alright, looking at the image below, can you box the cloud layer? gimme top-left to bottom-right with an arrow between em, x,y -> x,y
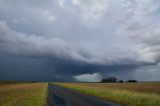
0,21 -> 87,63
0,20 -> 140,65
0,0 -> 160,81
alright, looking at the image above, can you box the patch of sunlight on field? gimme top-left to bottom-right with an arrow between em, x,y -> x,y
0,83 -> 48,106
55,82 -> 160,106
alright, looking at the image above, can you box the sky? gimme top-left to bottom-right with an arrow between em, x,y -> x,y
0,0 -> 160,82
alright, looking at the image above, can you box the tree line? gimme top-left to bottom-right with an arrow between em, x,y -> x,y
100,77 -> 137,83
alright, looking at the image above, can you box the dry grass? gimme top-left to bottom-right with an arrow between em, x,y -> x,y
0,81 -> 21,86
55,82 -> 160,106
0,83 -> 48,106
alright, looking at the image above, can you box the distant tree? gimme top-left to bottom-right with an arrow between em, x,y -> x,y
118,80 -> 123,83
100,77 -> 117,83
127,80 -> 137,83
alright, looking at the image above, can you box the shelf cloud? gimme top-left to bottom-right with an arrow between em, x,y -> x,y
0,0 -> 160,81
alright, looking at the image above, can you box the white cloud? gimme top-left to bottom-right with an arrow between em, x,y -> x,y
71,0 -> 109,26
72,0 -> 81,5
113,0 -> 160,64
73,73 -> 102,82
59,0 -> 66,7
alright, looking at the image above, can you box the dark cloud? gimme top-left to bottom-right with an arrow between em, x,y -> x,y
0,0 -> 160,82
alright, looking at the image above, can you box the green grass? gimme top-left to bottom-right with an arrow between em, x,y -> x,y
55,83 -> 160,106
0,83 -> 48,106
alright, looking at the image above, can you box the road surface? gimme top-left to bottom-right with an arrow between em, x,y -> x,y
47,83 -> 124,106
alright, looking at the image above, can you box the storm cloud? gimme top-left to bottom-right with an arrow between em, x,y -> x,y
0,0 -> 160,81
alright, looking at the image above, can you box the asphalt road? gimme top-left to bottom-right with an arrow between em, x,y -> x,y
47,83 -> 124,106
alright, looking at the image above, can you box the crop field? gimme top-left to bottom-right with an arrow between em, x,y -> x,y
0,81 -> 21,85
55,82 -> 160,106
0,82 -> 48,106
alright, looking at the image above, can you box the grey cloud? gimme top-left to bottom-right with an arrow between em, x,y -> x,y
113,0 -> 160,64
0,21 -> 87,63
0,20 -> 142,66
128,64 -> 160,81
0,0 -> 160,81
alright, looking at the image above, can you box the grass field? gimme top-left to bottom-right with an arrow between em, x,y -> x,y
55,82 -> 160,106
0,82 -> 48,106
0,81 -> 22,85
